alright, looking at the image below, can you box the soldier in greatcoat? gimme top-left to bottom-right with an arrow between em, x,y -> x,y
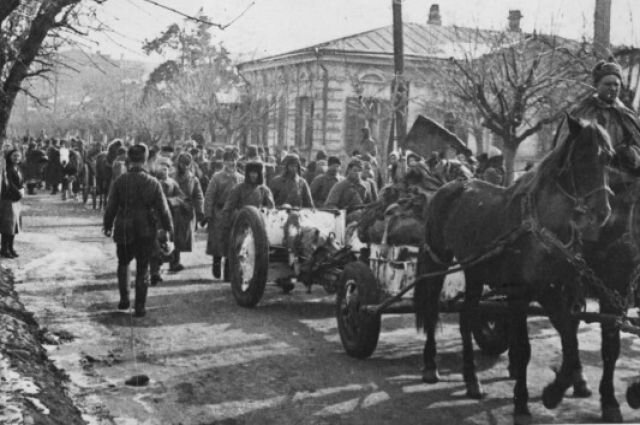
149,157 -> 185,286
203,150 -> 243,279
103,144 -> 173,317
310,156 -> 343,207
269,153 -> 314,208
324,158 -> 374,210
220,161 -> 274,277
170,152 -> 205,272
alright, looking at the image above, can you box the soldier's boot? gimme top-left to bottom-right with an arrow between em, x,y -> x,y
222,257 -> 230,282
134,274 -> 149,317
7,235 -> 18,258
117,265 -> 130,310
0,235 -> 11,258
212,256 -> 221,279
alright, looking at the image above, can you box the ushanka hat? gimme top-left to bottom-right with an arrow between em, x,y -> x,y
592,60 -> 623,84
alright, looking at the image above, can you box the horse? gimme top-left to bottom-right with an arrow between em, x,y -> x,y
414,116 -> 614,422
541,175 -> 640,422
95,139 -> 123,209
59,145 -> 81,201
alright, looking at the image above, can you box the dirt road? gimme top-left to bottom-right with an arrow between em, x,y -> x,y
9,194 -> 640,424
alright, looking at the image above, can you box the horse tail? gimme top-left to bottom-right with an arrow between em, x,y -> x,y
415,181 -> 463,332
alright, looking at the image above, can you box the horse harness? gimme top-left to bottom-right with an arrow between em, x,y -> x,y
421,178 -> 631,322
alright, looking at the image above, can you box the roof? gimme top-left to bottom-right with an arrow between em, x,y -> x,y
239,22 -> 520,67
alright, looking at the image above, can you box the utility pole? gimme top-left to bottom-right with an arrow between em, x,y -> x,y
392,0 -> 407,150
594,0 -> 612,59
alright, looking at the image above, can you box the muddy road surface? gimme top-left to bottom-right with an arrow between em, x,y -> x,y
8,194 -> 640,424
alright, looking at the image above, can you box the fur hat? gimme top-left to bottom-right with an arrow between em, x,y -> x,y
156,156 -> 172,169
592,60 -> 623,84
160,145 -> 174,153
244,161 -> 264,185
315,150 -> 327,161
223,150 -> 238,162
328,156 -> 341,166
347,158 -> 363,170
246,144 -> 259,159
282,153 -> 301,168
177,152 -> 193,166
128,144 -> 148,163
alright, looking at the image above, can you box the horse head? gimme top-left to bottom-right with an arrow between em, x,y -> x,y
554,114 -> 614,230
59,147 -> 70,168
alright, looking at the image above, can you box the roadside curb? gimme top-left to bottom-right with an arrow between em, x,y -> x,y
0,265 -> 86,425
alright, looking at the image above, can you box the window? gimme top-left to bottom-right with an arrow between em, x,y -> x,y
344,97 -> 392,155
295,96 -> 314,150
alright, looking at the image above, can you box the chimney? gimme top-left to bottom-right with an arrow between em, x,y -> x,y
428,4 -> 442,26
508,10 -> 522,32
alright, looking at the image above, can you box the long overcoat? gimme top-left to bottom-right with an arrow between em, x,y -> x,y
204,168 -> 243,257
173,171 -> 204,252
0,165 -> 23,235
220,182 -> 274,255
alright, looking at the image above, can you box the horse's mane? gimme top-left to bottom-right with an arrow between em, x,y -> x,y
509,120 -> 611,202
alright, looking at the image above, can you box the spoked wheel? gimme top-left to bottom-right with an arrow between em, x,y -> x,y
336,261 -> 381,359
229,206 -> 269,308
472,311 -> 510,356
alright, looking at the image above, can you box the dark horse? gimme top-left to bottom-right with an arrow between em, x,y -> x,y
414,116 -> 614,422
94,139 -> 123,209
541,175 -> 640,422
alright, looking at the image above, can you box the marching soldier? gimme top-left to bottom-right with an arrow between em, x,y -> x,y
203,150 -> 243,279
103,144 -> 173,317
269,153 -> 314,208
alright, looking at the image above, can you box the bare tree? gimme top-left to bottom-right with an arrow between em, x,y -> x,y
445,32 -> 594,184
0,0 -> 106,138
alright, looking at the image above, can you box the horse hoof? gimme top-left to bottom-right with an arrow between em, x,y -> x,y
601,406 -> 623,423
572,380 -> 592,398
465,381 -> 485,399
514,407 -> 532,425
422,369 -> 440,384
542,383 -> 565,409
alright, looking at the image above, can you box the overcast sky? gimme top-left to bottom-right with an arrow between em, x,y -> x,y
90,0 -> 640,62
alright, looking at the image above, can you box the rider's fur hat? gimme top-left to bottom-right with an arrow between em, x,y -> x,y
592,60 -> 623,84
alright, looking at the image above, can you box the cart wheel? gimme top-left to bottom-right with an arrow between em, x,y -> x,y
229,206 -> 269,308
82,164 -> 90,204
336,262 -> 381,359
472,312 -> 509,356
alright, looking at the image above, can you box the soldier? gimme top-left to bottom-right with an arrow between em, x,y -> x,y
361,160 -> 379,202
324,158 -> 374,210
310,156 -> 342,206
149,157 -> 184,286
203,150 -> 243,279
269,153 -> 314,208
170,152 -> 205,272
304,150 -> 328,184
562,60 -> 640,174
220,161 -> 274,279
359,127 -> 378,159
103,144 -> 173,317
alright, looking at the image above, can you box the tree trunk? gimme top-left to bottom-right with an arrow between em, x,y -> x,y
473,126 -> 484,155
503,140 -> 517,186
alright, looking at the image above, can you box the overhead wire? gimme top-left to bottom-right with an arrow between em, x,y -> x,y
135,0 -> 256,30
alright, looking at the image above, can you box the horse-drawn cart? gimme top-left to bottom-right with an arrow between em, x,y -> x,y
226,205 -> 509,358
